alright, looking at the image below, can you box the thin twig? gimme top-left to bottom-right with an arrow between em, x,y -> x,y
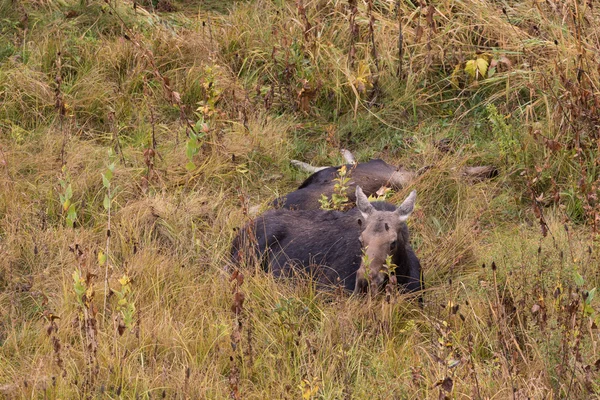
396,0 -> 404,78
55,50 -> 67,166
103,182 -> 111,320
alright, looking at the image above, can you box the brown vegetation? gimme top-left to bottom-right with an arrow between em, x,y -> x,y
1,0 -> 599,398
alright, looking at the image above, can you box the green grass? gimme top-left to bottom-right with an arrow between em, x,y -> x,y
1,0 -> 600,398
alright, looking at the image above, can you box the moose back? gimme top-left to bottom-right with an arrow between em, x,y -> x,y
274,159 -> 415,210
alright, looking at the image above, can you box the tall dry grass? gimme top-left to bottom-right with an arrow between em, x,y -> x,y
1,0 -> 600,398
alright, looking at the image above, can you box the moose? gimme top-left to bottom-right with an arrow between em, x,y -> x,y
232,186 -> 422,296
274,149 -> 497,210
274,158 -> 415,210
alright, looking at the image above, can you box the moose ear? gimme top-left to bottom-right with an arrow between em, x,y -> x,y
355,186 -> 374,220
395,190 -> 417,222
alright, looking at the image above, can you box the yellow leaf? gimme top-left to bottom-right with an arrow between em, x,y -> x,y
475,57 -> 489,78
465,57 -> 489,80
303,388 -> 311,400
236,164 -> 249,174
450,63 -> 462,88
118,275 -> 130,286
353,60 -> 372,96
356,60 -> 370,79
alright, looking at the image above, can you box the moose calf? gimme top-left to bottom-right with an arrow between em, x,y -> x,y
232,186 -> 422,296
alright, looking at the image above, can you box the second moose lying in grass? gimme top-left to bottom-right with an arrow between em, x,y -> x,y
274,158 -> 415,210
232,186 -> 422,297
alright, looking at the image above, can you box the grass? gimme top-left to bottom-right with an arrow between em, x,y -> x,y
1,0 -> 600,398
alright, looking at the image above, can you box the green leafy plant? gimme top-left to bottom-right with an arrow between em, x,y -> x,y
486,103 -> 520,165
319,165 -> 352,211
185,120 -> 207,171
72,268 -> 88,308
384,255 -> 397,277
186,65 -> 222,172
58,165 -> 77,228
101,152 -> 116,314
359,250 -> 371,289
102,160 -> 116,212
113,275 -> 135,333
451,54 -> 491,88
451,54 -> 512,88
196,65 -> 222,119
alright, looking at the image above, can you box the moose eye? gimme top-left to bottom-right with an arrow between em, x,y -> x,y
389,241 -> 397,250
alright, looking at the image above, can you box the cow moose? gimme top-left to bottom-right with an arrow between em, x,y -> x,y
232,186 -> 422,297
274,158 -> 416,210
274,148 -> 497,210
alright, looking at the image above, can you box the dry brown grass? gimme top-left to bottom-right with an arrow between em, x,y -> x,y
1,0 -> 600,398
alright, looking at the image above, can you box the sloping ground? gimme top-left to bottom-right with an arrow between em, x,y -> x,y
1,0 -> 599,398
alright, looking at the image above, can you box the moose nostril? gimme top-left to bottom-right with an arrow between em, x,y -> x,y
390,241 -> 397,250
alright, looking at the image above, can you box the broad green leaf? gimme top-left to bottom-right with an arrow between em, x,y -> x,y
186,139 -> 199,159
103,194 -> 110,210
574,271 -> 585,287
586,287 -> 596,304
65,184 -> 73,200
108,162 -> 116,172
72,269 -> 81,283
73,280 -> 86,298
102,173 -> 110,188
67,204 -> 77,220
98,251 -> 107,266
105,168 -> 113,181
185,161 -> 196,171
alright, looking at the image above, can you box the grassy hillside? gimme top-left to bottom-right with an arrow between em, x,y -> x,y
1,0 -> 599,398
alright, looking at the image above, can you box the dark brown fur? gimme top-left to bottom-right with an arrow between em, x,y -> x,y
232,188 -> 422,297
274,159 -> 414,210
